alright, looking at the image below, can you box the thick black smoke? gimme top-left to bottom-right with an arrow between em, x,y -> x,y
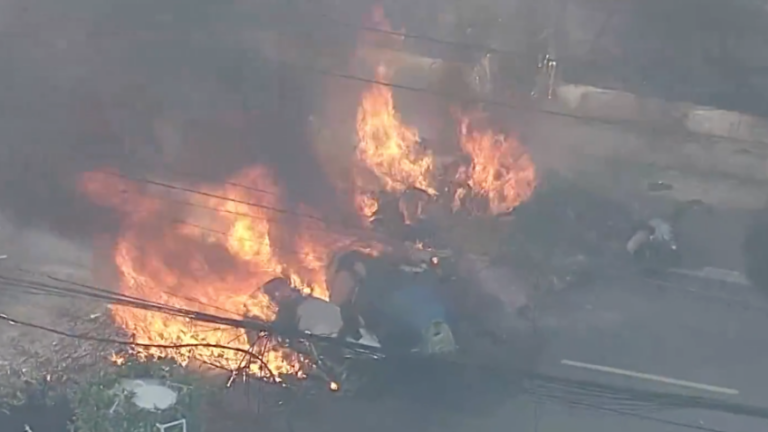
559,0 -> 768,116
0,0 -> 353,240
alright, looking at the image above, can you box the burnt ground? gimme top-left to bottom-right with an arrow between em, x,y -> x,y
0,400 -> 73,432
0,213 -> 115,430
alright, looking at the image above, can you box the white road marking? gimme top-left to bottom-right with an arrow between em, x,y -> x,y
668,267 -> 750,286
561,360 -> 740,395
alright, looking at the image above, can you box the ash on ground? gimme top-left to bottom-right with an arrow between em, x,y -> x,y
486,174 -> 636,293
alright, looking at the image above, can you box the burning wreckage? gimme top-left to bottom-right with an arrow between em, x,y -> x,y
75,137 -> 538,393
0,6 -> 550,423
240,246 -> 500,389
70,69 -> 538,400
0,4 -> 740,431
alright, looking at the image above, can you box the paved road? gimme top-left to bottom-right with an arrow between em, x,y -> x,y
296,267 -> 768,432
486,268 -> 768,432
13,224 -> 767,431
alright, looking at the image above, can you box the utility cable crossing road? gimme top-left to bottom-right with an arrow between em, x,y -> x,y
2,269 -> 768,432
527,262 -> 768,432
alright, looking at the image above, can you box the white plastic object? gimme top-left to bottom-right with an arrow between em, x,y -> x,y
156,419 -> 187,432
296,297 -> 344,337
118,379 -> 178,411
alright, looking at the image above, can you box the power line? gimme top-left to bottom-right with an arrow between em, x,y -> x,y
290,62 -> 622,128
91,170 -> 383,238
0,300 -> 749,432
231,7 -> 768,147
104,171 -> 329,223
552,399 -> 731,432
153,164 -> 282,199
0,271 -> 385,358
4,269 -> 768,429
6,0 -> 762,146
73,151 -> 376,240
83,170 -> 418,255
309,8 -> 524,57
0,313 -> 280,382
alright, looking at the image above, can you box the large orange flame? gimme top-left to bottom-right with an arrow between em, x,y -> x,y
356,66 -> 436,195
353,7 -> 536,219
456,115 -> 537,215
79,167 -> 353,376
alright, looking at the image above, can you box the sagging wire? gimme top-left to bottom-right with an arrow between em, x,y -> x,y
0,273 -> 334,431
0,313 -> 280,384
101,171 -> 328,224
545,399 -> 730,432
524,372 -> 768,421
78,168 -> 399,252
0,308 -> 736,432
0,311 -> 731,432
0,270 -> 382,355
4,271 -> 768,426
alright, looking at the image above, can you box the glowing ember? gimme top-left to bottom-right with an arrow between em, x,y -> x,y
456,115 -> 537,215
356,66 -> 436,195
79,166 -> 351,376
355,192 -> 379,223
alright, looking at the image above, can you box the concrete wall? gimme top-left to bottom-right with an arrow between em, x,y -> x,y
532,83 -> 768,211
521,83 -> 768,271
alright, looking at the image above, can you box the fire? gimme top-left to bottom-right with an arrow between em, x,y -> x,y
356,66 -> 436,195
355,192 -> 379,223
352,7 -> 536,220
456,115 -> 537,215
354,70 -> 536,217
79,166 -> 349,376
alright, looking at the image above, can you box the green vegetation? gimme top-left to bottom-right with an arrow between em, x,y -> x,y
70,357 -> 215,432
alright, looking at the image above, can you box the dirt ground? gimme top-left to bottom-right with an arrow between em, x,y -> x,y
0,214 -> 118,407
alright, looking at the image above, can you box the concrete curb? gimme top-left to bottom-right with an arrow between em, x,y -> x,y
547,84 -> 768,145
526,83 -> 768,210
685,108 -> 768,144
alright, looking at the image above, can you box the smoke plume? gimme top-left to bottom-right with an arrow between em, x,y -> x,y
0,0 -> 352,240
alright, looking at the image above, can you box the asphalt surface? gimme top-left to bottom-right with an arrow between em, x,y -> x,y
287,266 -> 768,432
494,268 -> 768,432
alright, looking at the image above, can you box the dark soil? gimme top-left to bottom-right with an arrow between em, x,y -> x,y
0,400 -> 72,432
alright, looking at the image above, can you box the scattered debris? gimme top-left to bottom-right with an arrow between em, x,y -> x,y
627,199 -> 710,272
627,217 -> 681,271
647,180 -> 674,192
